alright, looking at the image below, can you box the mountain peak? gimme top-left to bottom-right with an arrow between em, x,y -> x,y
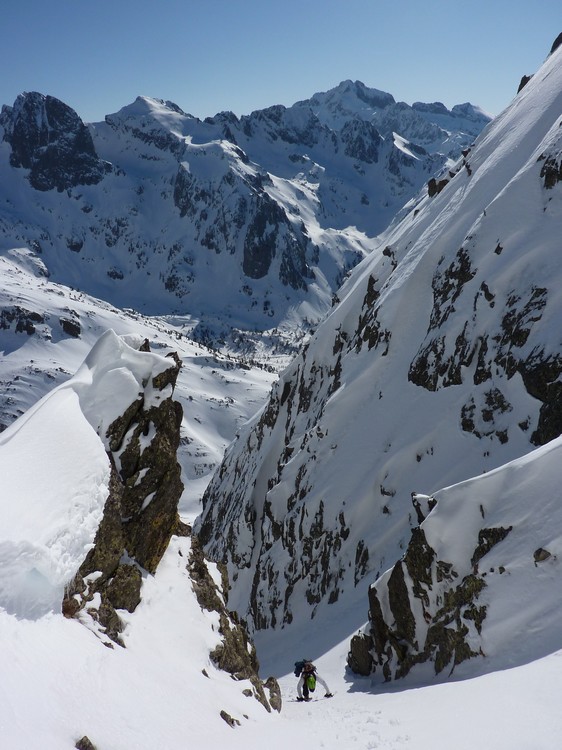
104,95 -> 196,130
297,80 -> 396,125
1,91 -> 109,191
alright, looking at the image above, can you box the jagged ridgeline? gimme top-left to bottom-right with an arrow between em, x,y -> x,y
197,41 -> 562,678
0,83 -> 489,360
59,331 -> 280,713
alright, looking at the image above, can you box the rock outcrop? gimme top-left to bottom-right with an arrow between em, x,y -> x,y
188,535 -> 281,713
62,338 -> 184,645
348,492 -> 512,680
1,92 -> 110,191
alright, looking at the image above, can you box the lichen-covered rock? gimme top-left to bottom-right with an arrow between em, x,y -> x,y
264,676 -> 282,712
188,535 -> 273,712
220,710 -> 241,728
105,564 -> 143,611
534,547 -> 552,564
348,632 -> 374,676
62,341 -> 183,645
348,496 -> 513,681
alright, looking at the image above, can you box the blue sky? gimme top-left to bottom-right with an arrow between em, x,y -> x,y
2,1 -> 559,122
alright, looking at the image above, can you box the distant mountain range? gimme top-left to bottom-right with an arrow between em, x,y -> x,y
0,81 -> 490,363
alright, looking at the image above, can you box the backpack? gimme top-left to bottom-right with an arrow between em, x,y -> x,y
294,660 -> 306,677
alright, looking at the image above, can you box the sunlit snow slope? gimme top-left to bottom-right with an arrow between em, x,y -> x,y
197,42 -> 562,679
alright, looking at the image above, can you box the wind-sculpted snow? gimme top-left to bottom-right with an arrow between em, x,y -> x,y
197,44 -> 562,676
0,330 -> 176,619
0,248 -> 276,512
350,435 -> 562,682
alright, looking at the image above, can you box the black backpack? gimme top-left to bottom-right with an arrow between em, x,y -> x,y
294,659 -> 307,677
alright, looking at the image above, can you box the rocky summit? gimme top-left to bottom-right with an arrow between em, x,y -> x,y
61,331 -> 184,645
1,92 -> 110,192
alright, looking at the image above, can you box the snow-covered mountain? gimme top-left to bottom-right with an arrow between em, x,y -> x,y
2,327 -> 562,749
197,40 -> 562,687
2,38 -> 562,749
295,79 -> 490,154
0,82 -> 490,362
0,79 -> 492,501
0,331 -> 281,748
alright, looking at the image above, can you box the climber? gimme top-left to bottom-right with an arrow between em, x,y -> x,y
294,659 -> 333,701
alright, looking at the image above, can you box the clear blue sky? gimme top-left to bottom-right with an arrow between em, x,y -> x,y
2,1 -> 559,122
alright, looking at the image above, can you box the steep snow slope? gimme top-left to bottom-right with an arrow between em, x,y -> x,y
197,42 -> 562,668
0,248 -> 275,512
0,333 -> 278,747
349,434 -> 562,683
3,337 -> 562,749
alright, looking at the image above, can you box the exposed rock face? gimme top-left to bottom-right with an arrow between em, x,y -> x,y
62,342 -> 184,645
0,305 -> 45,335
348,494 -> 512,680
196,46 -> 562,640
1,92 -> 110,191
242,193 -> 312,290
340,119 -> 382,163
550,32 -> 562,55
517,75 -> 532,94
264,676 -> 282,712
188,535 -> 280,712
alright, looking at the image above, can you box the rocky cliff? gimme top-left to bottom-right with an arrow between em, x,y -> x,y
348,431 -> 562,682
58,331 -> 278,711
196,44 -> 562,659
1,92 -> 110,191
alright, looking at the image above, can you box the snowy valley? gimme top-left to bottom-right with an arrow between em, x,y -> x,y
1,36 -> 562,750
